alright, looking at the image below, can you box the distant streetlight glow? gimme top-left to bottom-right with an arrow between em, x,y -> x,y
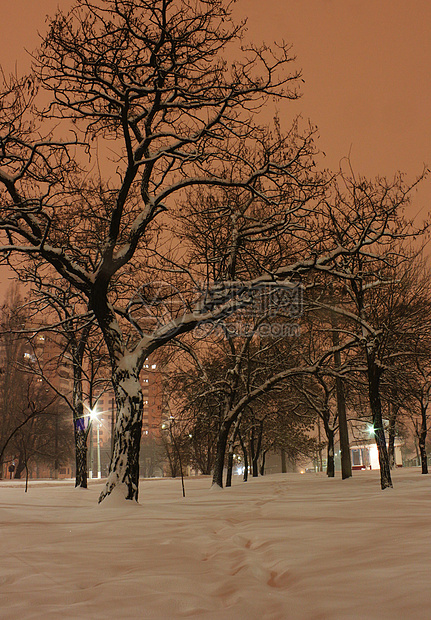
367,423 -> 376,437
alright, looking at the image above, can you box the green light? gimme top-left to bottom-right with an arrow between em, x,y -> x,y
367,424 -> 375,437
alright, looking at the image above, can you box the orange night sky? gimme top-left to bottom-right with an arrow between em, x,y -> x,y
0,0 -> 430,294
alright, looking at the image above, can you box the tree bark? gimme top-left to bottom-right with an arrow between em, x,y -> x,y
325,425 -> 335,478
74,424 -> 88,488
252,456 -> 258,477
414,434 -> 420,465
367,354 -> 393,489
225,450 -> 234,487
212,419 -> 232,488
419,403 -> 428,474
72,340 -> 89,489
336,375 -> 352,480
238,431 -> 248,482
259,450 -> 266,476
251,421 -> 263,478
73,366 -> 88,488
225,424 -> 237,488
99,369 -> 143,502
25,459 -> 29,492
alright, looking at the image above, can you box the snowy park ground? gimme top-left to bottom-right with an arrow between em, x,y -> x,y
1,469 -> 431,619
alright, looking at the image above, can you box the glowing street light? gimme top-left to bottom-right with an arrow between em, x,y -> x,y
366,423 -> 376,437
89,407 -> 102,479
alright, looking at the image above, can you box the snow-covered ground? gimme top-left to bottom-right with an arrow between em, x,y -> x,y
1,469 -> 430,619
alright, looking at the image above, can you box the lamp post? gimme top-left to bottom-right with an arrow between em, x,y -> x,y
89,416 -> 93,479
89,408 -> 102,479
96,419 -> 101,479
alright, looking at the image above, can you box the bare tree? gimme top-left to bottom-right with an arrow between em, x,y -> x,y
317,178 -> 429,489
0,0 -> 315,502
13,280 -> 112,488
0,290 -> 73,479
238,395 -> 316,480
380,258 -> 431,474
0,1 -> 426,502
163,352 -> 222,476
11,397 -> 73,486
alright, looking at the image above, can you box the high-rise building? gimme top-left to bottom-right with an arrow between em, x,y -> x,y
86,354 -> 165,477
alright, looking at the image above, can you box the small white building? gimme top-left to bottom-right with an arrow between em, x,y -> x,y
348,420 -> 403,470
349,442 -> 402,470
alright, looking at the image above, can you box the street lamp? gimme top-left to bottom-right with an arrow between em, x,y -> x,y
89,408 -> 102,479
366,423 -> 376,437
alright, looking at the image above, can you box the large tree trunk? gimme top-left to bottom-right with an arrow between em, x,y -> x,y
73,377 -> 88,489
325,424 -> 335,478
14,451 -> 26,479
252,456 -> 259,477
251,421 -> 263,478
336,375 -> 352,480
367,355 -> 392,489
259,450 -> 267,476
225,450 -> 234,487
419,403 -> 428,475
212,420 -> 232,488
414,434 -> 420,465
225,429 -> 236,488
239,431 -> 248,482
99,369 -> 143,502
74,422 -> 88,488
72,340 -> 89,489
